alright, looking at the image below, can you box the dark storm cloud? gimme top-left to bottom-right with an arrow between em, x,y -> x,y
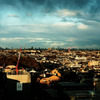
0,0 -> 99,11
0,0 -> 100,17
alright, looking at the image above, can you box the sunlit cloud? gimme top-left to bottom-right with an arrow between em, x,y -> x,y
53,22 -> 75,26
50,42 -> 66,47
29,38 -> 44,42
0,37 -> 44,42
77,24 -> 88,30
8,15 -> 19,17
66,38 -> 76,42
56,9 -> 77,17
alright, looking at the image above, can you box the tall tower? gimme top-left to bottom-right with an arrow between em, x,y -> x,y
16,47 -> 22,74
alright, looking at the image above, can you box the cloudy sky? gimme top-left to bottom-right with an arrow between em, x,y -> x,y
0,0 -> 100,49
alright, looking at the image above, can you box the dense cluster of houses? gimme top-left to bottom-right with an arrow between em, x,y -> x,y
0,49 -> 100,100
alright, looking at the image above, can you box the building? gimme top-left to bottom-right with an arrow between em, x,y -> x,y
88,61 -> 99,66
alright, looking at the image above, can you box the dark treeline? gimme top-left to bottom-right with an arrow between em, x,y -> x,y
0,55 -> 60,70
0,55 -> 45,70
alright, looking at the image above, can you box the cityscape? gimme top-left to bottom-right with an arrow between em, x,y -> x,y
0,48 -> 100,100
0,0 -> 100,100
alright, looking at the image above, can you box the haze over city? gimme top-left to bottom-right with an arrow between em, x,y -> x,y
0,0 -> 100,49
